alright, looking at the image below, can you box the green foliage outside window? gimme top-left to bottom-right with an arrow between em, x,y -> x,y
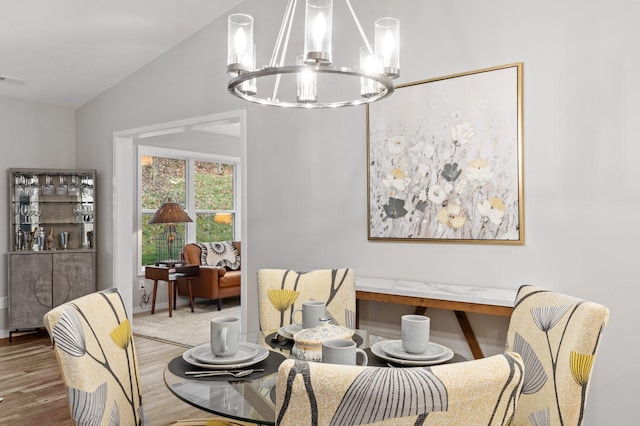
141,157 -> 236,266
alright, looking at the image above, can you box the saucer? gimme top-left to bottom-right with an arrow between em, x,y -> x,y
370,341 -> 454,366
191,343 -> 259,365
381,340 -> 447,361
183,343 -> 268,370
284,324 -> 303,336
277,326 -> 294,340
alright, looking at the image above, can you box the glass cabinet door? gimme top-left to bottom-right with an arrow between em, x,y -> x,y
9,168 -> 96,252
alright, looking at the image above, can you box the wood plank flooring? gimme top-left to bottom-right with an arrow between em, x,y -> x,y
0,329 -> 218,425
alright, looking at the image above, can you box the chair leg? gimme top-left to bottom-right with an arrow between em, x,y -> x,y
188,279 -> 194,312
217,298 -> 222,311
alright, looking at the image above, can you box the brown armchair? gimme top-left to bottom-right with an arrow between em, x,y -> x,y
177,241 -> 241,310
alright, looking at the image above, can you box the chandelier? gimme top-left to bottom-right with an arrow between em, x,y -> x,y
227,0 -> 400,108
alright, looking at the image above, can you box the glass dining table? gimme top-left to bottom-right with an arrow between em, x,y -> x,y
163,329 -> 463,425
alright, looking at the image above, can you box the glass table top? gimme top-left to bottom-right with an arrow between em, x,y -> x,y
163,329 -> 462,425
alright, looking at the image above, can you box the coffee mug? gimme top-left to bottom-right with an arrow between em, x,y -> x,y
210,316 -> 240,357
401,314 -> 430,354
292,301 -> 326,329
322,339 -> 368,366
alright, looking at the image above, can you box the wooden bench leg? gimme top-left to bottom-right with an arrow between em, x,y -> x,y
151,280 -> 159,314
415,306 -> 484,359
454,311 -> 484,359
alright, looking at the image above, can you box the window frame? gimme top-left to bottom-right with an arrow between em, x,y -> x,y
136,145 -> 241,275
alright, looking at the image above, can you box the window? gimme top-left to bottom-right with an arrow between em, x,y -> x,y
138,146 -> 240,271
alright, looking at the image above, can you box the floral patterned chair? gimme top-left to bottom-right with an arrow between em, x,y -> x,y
43,288 -> 247,426
276,353 -> 525,426
505,285 -> 609,425
257,268 -> 356,331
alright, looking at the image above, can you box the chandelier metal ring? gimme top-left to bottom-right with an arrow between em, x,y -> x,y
228,65 -> 395,109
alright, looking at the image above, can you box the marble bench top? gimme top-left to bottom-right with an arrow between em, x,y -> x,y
355,276 -> 517,308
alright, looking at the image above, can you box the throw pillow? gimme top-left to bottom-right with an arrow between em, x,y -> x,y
199,242 -> 240,270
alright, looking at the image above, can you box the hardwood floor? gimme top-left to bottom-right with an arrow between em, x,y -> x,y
0,330 -> 217,425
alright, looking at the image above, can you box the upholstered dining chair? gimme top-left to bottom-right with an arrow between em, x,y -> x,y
43,288 -> 248,426
257,268 -> 356,331
505,285 -> 609,426
276,353 -> 525,426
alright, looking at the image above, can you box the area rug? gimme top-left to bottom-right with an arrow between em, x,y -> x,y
132,297 -> 241,348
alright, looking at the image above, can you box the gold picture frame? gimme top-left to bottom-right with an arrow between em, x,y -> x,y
367,63 -> 524,244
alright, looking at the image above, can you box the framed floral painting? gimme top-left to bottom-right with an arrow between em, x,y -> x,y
367,63 -> 524,243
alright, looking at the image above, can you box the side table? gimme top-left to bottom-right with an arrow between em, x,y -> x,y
144,264 -> 199,317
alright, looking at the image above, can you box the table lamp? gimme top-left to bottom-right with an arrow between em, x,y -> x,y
149,198 -> 193,266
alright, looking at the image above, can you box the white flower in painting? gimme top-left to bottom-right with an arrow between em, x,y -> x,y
466,159 -> 494,181
382,168 -> 407,191
428,185 -> 446,204
443,180 -> 454,194
478,197 -> 506,225
478,97 -> 489,108
451,111 -> 462,120
453,178 -> 467,194
410,142 -> 435,158
451,120 -> 474,145
387,135 -> 406,155
418,189 -> 427,202
416,163 -> 428,176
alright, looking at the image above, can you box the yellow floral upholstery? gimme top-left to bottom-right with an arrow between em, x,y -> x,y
505,285 -> 609,425
257,268 -> 356,331
43,288 -> 256,426
43,288 -> 144,426
276,353 -> 525,426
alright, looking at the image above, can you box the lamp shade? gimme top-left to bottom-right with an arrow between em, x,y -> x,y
148,198 -> 193,224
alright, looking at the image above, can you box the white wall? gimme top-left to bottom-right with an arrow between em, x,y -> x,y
73,0 -> 637,423
0,97 -> 75,337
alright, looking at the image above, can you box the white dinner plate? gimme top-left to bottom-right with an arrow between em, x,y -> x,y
183,343 -> 269,370
191,342 -> 259,365
370,341 -> 454,366
381,340 -> 447,361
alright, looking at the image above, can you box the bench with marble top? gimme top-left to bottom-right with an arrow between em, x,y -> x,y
355,276 -> 518,359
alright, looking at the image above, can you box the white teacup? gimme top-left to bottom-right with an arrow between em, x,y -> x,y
401,314 -> 430,354
322,338 -> 368,366
210,316 -> 240,357
292,301 -> 326,329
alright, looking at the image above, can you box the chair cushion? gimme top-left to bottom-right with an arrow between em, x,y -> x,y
198,242 -> 240,270
276,353 -> 524,426
43,288 -> 144,426
257,269 -> 356,331
505,285 -> 609,425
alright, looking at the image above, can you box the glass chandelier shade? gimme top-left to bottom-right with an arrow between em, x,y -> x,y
227,0 -> 400,109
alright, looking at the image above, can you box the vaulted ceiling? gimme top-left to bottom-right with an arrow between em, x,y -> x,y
0,0 -> 243,109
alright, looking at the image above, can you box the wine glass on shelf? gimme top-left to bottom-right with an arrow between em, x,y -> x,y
30,205 -> 40,224
15,175 -> 26,198
41,175 -> 54,195
29,175 -> 40,196
56,175 -> 67,195
81,176 -> 94,197
73,204 -> 83,223
67,175 -> 79,196
19,205 -> 30,224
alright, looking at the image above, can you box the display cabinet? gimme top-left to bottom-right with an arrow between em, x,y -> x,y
7,168 -> 96,339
